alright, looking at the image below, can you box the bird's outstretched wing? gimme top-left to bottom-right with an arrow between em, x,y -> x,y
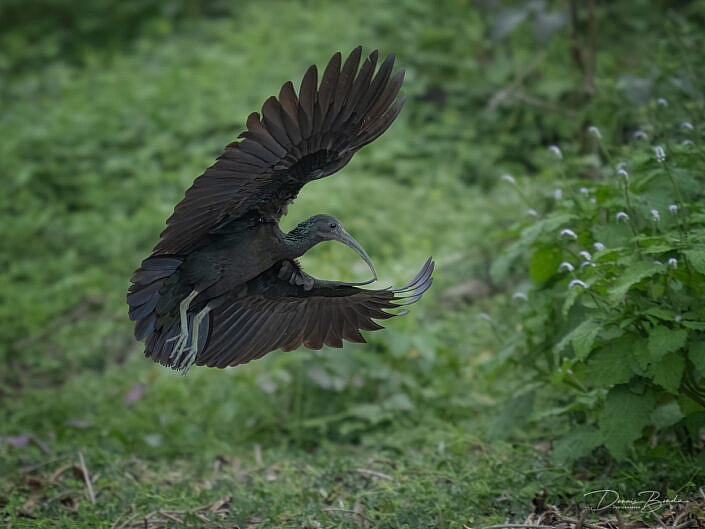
153,47 -> 405,255
185,258 -> 433,368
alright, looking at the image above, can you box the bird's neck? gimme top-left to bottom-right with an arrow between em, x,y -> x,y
283,225 -> 317,258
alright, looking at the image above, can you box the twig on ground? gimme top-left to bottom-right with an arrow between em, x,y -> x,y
560,516 -> 606,529
113,512 -> 137,529
356,468 -> 393,480
482,523 -> 555,529
575,509 -> 587,529
614,509 -> 625,529
159,511 -> 180,523
77,451 -> 95,505
673,519 -> 695,529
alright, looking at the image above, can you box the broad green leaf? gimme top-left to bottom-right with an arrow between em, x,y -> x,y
681,321 -> 705,331
555,319 -> 602,360
684,249 -> 705,273
599,385 -> 657,460
583,339 -> 634,387
689,342 -> 705,378
647,326 -> 687,363
383,393 -> 415,411
651,401 -> 684,430
551,425 -> 604,464
562,283 -> 585,317
607,261 -> 662,305
530,245 -> 563,284
643,307 -> 676,321
649,351 -> 685,393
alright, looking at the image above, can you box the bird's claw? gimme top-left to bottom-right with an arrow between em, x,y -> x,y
178,342 -> 199,375
168,329 -> 190,364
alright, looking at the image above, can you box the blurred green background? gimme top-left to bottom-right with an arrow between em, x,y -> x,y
1,0 -> 704,527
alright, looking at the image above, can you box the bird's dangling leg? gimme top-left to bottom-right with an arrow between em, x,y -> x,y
168,290 -> 198,364
178,304 -> 212,375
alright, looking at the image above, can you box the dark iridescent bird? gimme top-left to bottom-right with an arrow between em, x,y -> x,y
127,47 -> 434,374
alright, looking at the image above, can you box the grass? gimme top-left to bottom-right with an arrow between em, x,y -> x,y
2,1 -> 705,527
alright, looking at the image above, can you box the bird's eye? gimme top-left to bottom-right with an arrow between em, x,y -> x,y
330,223 -> 337,229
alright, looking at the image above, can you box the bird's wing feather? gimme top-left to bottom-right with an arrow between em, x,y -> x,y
195,258 -> 434,368
153,47 -> 405,255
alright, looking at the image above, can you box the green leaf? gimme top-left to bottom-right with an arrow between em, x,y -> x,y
685,249 -> 705,274
562,284 -> 585,318
651,401 -> 684,430
583,338 -> 635,387
647,326 -> 687,363
607,262 -> 662,305
649,351 -> 685,393
689,342 -> 705,378
599,385 -> 657,460
643,307 -> 676,322
383,393 -> 415,411
530,245 -> 563,284
555,319 -> 602,360
350,404 -> 386,424
681,321 -> 705,331
551,425 -> 604,464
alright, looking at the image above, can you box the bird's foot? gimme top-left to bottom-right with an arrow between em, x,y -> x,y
168,328 -> 191,365
178,342 -> 199,375
166,289 -> 199,368
177,304 -> 212,376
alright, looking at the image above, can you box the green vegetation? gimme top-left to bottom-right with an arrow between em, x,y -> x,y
490,78 -> 705,461
2,1 -> 704,527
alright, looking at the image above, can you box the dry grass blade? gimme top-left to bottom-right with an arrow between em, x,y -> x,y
481,525 -> 556,529
355,468 -> 392,480
77,451 -> 95,505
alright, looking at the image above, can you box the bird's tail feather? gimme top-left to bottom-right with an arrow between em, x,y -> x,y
127,256 -> 182,341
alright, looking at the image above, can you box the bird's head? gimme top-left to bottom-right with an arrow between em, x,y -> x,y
291,214 -> 377,281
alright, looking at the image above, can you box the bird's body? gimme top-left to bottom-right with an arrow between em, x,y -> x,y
128,47 -> 434,373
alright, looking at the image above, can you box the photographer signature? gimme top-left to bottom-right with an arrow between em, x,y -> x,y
584,490 -> 688,512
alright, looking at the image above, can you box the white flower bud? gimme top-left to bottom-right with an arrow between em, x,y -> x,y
681,121 -> 694,130
654,145 -> 666,163
554,189 -> 563,200
560,228 -> 577,239
593,242 -> 605,251
512,291 -> 528,301
548,145 -> 563,159
668,258 -> 678,269
588,126 -> 602,139
651,209 -> 660,221
501,174 -> 516,184
616,211 -> 629,221
579,187 -> 589,194
559,262 -> 575,272
633,130 -> 648,140
569,279 -> 587,289
579,251 -> 591,261
526,208 -> 538,217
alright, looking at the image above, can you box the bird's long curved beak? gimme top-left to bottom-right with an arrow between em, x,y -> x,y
336,229 -> 377,282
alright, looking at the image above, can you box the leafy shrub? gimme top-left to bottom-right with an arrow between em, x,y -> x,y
491,85 -> 705,460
